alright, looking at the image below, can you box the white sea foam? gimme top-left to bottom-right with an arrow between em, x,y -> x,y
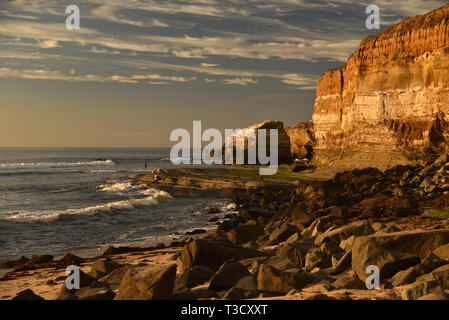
2,190 -> 172,222
0,160 -> 116,170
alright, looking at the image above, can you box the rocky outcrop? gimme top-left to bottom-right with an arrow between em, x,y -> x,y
285,122 -> 315,160
224,120 -> 292,164
312,4 -> 449,171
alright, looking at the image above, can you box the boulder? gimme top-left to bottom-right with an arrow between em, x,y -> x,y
353,229 -> 449,259
432,243 -> 449,260
98,266 -> 130,291
229,222 -> 265,245
12,289 -> 44,301
277,243 -> 308,268
87,260 -> 122,279
330,251 -> 352,275
173,288 -> 218,300
402,280 -> 446,300
181,239 -> 266,271
315,220 -> 374,246
305,249 -> 331,271
332,275 -> 366,290
114,264 -> 177,300
209,261 -> 250,291
290,206 -> 313,226
74,287 -> 115,300
58,269 -> 98,299
352,239 -> 420,282
352,229 -> 449,281
268,224 -> 300,244
257,264 -> 313,294
222,287 -> 246,300
175,265 -> 214,291
234,276 -> 257,292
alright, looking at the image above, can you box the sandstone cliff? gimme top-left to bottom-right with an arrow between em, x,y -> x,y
312,4 -> 449,171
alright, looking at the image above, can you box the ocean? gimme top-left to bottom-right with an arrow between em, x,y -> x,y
0,148 -> 234,262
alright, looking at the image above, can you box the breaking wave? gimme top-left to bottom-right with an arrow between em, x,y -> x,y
0,160 -> 116,170
2,190 -> 172,223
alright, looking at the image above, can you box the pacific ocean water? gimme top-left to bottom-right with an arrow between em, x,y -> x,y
0,148 -> 234,262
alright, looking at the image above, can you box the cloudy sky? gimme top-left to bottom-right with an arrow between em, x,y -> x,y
0,0 -> 446,147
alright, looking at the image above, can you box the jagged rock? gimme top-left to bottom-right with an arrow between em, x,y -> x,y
222,287 -> 246,300
175,265 -> 215,291
74,287 -> 115,300
12,289 -> 45,300
391,267 -> 422,287
114,264 -> 177,300
402,280 -> 447,300
305,248 -> 331,271
330,251 -> 352,275
290,205 -> 313,226
173,288 -> 218,300
181,239 -> 266,271
332,275 -> 366,290
340,236 -> 355,252
305,293 -> 334,300
277,243 -> 308,268
352,238 -> 420,282
352,230 -> 449,274
268,223 -> 300,244
98,266 -> 130,291
234,276 -> 257,292
432,243 -> 449,260
87,260 -> 122,279
257,264 -> 313,294
58,269 -> 98,300
417,293 -> 449,300
315,220 -> 374,246
209,261 -> 250,291
229,221 -> 265,245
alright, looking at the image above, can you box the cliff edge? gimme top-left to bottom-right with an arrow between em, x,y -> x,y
312,4 -> 449,171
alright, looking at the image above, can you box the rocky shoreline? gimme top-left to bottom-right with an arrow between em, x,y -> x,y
2,154 -> 449,300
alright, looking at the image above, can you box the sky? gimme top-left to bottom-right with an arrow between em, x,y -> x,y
0,0 -> 446,147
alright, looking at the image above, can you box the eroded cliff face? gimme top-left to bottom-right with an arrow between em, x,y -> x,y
313,4 -> 449,171
285,122 -> 315,160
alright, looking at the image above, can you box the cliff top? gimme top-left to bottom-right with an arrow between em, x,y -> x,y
360,4 -> 449,47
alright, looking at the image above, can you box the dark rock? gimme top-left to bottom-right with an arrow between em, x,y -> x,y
174,265 -> 215,290
98,266 -> 130,291
330,251 -> 352,275
278,243 -> 308,268
305,248 -> 331,271
75,287 -> 115,300
257,264 -> 313,294
209,261 -> 250,291
12,289 -> 44,301
222,287 -> 246,300
0,256 -> 29,269
332,275 -> 366,290
88,260 -> 122,279
173,287 -> 218,300
402,280 -> 446,300
315,220 -> 374,246
268,223 -> 300,244
181,239 -> 266,271
234,276 -> 257,292
229,221 -> 265,245
186,229 -> 207,236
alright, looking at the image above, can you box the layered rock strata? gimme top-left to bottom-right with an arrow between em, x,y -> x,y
312,4 -> 449,170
